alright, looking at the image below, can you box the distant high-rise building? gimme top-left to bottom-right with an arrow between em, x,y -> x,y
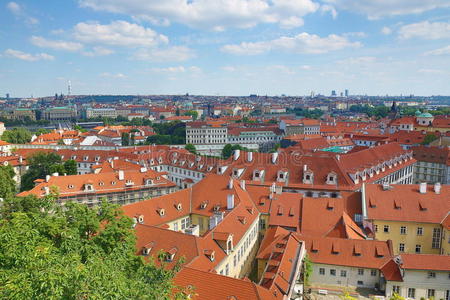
6,93 -> 10,100
345,89 -> 349,97
331,90 -> 337,97
68,80 -> 72,96
340,92 -> 344,97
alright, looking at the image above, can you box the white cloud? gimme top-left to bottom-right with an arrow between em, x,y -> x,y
343,32 -> 367,38
424,45 -> 450,56
151,66 -> 187,73
300,65 -> 311,70
398,21 -> 450,40
133,46 -> 195,62
381,26 -> 392,35
222,66 -> 237,72
417,68 -> 448,75
30,36 -> 83,51
79,0 -> 319,30
322,0 -> 450,19
337,56 -> 376,65
4,49 -> 54,61
266,65 -> 296,74
221,32 -> 361,55
6,1 -> 39,25
320,4 -> 337,19
82,46 -> 114,56
100,72 -> 126,78
6,2 -> 22,15
73,20 -> 169,47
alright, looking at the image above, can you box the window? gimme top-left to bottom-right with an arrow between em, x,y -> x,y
428,271 -> 436,278
400,226 -> 407,235
371,269 -> 377,276
399,243 -> 405,253
384,225 -> 390,233
392,286 -> 400,294
173,222 -> 179,231
225,264 -> 229,276
428,289 -> 435,298
407,288 -> 415,298
374,225 -> 378,233
233,255 -> 237,267
319,268 -> 325,275
415,244 -> 421,254
340,270 -> 347,277
417,227 -> 423,236
432,228 -> 442,249
330,269 -> 336,276
357,281 -> 364,285
358,269 -> 364,276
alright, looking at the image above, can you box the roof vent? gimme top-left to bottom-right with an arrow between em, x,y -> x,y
434,182 -> 441,194
419,182 -> 427,194
227,194 -> 235,210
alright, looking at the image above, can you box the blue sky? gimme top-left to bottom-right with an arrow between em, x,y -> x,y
1,0 -> 450,97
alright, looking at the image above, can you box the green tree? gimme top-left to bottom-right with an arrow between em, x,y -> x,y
20,152 -> 63,192
303,254 -> 313,287
0,195 -> 183,299
1,128 -> 32,144
185,143 -> 197,154
121,132 -> 130,146
73,124 -> 88,133
34,128 -> 51,136
0,165 -> 16,199
63,160 -> 77,175
222,144 -> 233,159
183,110 -> 198,121
421,133 -> 438,145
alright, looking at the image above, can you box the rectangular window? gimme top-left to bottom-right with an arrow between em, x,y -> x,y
392,286 -> 400,294
340,270 -> 347,277
357,281 -> 364,285
427,289 -> 435,298
432,228 -> 441,249
173,222 -> 178,231
408,288 -> 415,298
400,226 -> 407,235
415,244 -> 421,254
428,271 -> 436,278
330,269 -> 336,276
371,270 -> 377,276
233,255 -> 236,267
319,268 -> 325,275
374,225 -> 378,233
417,227 -> 423,235
384,225 -> 390,233
399,243 -> 405,252
358,269 -> 364,276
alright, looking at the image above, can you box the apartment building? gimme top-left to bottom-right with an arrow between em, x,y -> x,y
412,145 -> 450,184
385,254 -> 450,300
280,119 -> 320,136
42,106 -> 77,121
185,121 -> 228,155
362,183 -> 450,255
85,107 -> 118,119
17,166 -> 176,207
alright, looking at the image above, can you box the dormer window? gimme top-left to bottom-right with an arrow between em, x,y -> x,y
175,203 -> 182,211
303,170 -> 314,184
84,184 -> 94,192
137,214 -> 144,224
111,181 -> 116,185
99,182 -> 104,186
142,247 -> 151,256
166,249 -> 176,262
326,172 -> 337,185
255,172 -> 260,178
71,155 -> 76,160
146,179 -> 153,185
95,156 -> 100,161
200,201 -> 208,209
68,184 -> 74,189
157,208 -> 165,217
83,156 -> 89,161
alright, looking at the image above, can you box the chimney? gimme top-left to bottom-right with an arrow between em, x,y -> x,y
227,194 -> 235,210
228,178 -> 234,189
419,182 -> 427,194
336,155 -> 340,161
233,149 -> 240,161
271,152 -> 278,164
45,175 -> 51,182
240,180 -> 246,190
19,156 -> 23,163
118,170 -> 125,181
434,182 -> 441,194
247,151 -> 253,162
52,172 -> 59,177
303,164 -> 307,172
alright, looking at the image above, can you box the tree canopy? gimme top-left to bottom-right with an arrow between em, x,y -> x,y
0,194 -> 182,299
1,127 -> 33,144
222,144 -> 251,159
20,152 -> 77,191
0,165 -> 16,200
185,143 -> 196,154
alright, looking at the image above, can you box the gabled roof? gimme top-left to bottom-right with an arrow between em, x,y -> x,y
400,254 -> 450,271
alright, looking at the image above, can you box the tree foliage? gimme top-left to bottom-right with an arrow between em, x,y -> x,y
146,121 -> 186,145
287,108 -> 324,119
349,105 -> 390,119
389,293 -> 405,300
183,110 -> 198,121
421,133 -> 438,145
0,165 -> 16,200
1,127 -> 33,144
20,152 -> 77,191
185,144 -> 196,154
0,195 -> 182,299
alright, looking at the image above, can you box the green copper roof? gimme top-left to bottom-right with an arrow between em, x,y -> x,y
418,112 -> 433,118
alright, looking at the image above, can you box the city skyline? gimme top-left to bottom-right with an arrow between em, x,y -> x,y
1,1 -> 450,97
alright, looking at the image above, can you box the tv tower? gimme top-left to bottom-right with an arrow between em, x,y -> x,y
68,80 -> 72,96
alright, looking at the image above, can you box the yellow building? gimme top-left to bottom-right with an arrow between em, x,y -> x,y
363,183 -> 449,255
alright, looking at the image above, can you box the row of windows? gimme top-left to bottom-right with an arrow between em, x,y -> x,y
393,287 -> 438,299
319,267 -> 377,277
